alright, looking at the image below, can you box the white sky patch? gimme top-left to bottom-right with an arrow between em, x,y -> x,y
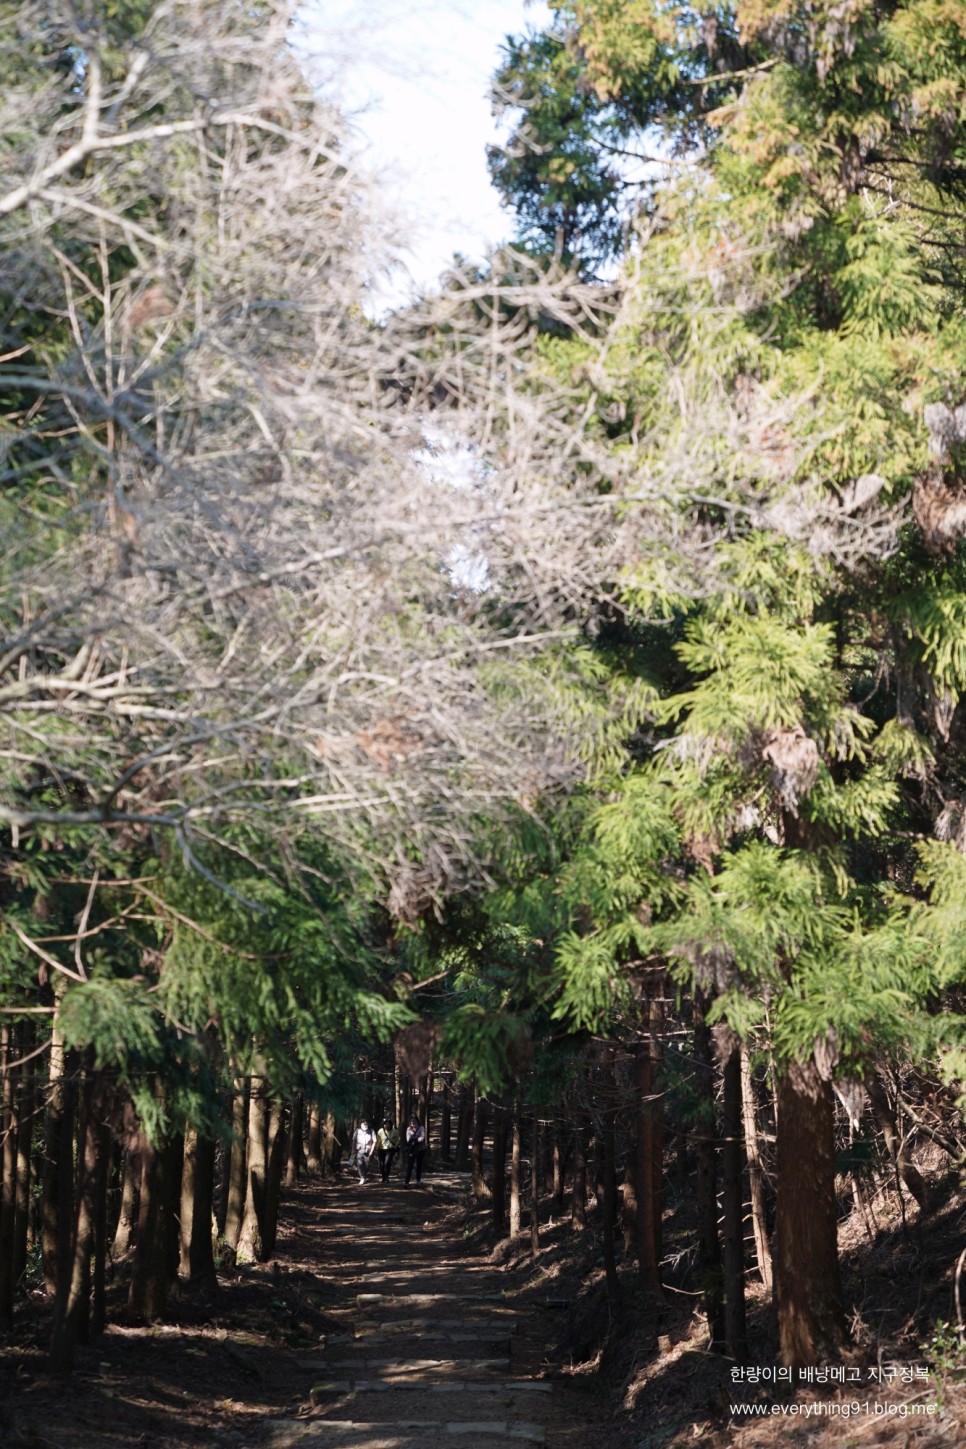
412,422 -> 494,593
301,0 -> 551,303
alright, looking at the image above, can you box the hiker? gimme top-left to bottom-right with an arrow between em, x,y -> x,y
376,1117 -> 400,1181
350,1118 -> 376,1184
404,1113 -> 427,1185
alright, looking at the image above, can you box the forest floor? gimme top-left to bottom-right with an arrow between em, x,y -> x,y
2,1164 -> 966,1448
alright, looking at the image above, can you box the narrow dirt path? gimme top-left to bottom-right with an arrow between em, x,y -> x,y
262,1167 -> 596,1449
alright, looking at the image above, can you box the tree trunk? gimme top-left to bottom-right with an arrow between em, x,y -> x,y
306,1100 -> 322,1175
441,1078 -> 452,1161
180,1125 -> 218,1290
509,1093 -> 522,1237
635,1040 -> 663,1298
13,1025 -> 34,1291
112,1147 -> 139,1258
552,1129 -> 564,1210
0,1025 -> 17,1325
694,994 -> 725,1351
237,1072 -> 268,1262
91,1117 -> 111,1336
261,1100 -> 287,1259
42,1018 -> 71,1293
128,1136 -> 170,1323
284,1092 -> 304,1188
223,1076 -> 249,1255
530,1106 -> 540,1257
571,1116 -> 587,1230
721,1039 -> 747,1363
491,1105 -> 507,1231
471,1094 -> 490,1201
602,1086 -> 620,1303
49,1071 -> 100,1372
774,1059 -> 847,1367
740,1047 -> 773,1292
455,1084 -> 471,1169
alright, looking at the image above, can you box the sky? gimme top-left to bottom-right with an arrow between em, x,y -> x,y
303,1 -> 552,299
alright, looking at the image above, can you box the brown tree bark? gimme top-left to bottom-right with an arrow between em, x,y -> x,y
530,1106 -> 540,1257
91,1117 -> 111,1336
602,1083 -> 620,1304
634,1039 -> 663,1298
740,1047 -> 773,1292
571,1115 -> 587,1231
128,1136 -> 169,1323
491,1104 -> 507,1231
694,994 -> 725,1351
509,1092 -> 522,1237
0,1024 -> 17,1325
471,1093 -> 490,1201
42,1017 -> 72,1293
237,1072 -> 268,1262
180,1125 -> 218,1290
454,1084 -> 471,1168
306,1099 -> 322,1175
774,1059 -> 847,1367
111,1146 -> 139,1258
261,1099 -> 287,1259
284,1092 -> 304,1188
223,1075 -> 249,1255
721,1039 -> 748,1363
441,1077 -> 452,1161
12,1024 -> 34,1291
49,1070 -> 100,1371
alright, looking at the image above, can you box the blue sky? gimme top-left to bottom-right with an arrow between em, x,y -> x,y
304,1 -> 551,296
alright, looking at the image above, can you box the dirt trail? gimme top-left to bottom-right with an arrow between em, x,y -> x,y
1,1166 -> 604,1449
260,1166 -> 596,1449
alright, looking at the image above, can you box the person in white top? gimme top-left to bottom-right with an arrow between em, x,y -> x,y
351,1119 -> 375,1184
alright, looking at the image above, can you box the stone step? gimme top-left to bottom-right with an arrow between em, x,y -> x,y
355,1292 -> 504,1307
312,1380 -> 553,1400
265,1419 -> 544,1447
326,1334 -> 512,1356
353,1318 -> 517,1333
300,1357 -> 509,1373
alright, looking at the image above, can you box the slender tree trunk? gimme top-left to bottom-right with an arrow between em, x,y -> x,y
441,1078 -> 452,1161
306,1100 -> 322,1175
112,1147 -> 139,1258
552,1128 -> 564,1209
223,1076 -> 249,1254
774,1060 -> 847,1367
721,1039 -> 747,1363
237,1072 -> 268,1262
0,1025 -> 17,1325
262,1100 -> 287,1259
491,1105 -> 507,1231
530,1106 -> 540,1257
509,1093 -> 522,1237
694,994 -> 725,1351
181,1125 -> 217,1290
455,1084 -> 471,1169
91,1117 -> 111,1336
42,1016 -> 70,1293
285,1093 -> 304,1188
571,1116 -> 587,1231
13,1025 -> 34,1291
128,1135 -> 170,1323
49,1071 -> 100,1372
602,1084 -> 620,1303
635,1039 -> 663,1298
740,1047 -> 773,1292
471,1094 -> 490,1201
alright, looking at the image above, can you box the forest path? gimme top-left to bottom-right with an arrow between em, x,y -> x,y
261,1165 -> 596,1449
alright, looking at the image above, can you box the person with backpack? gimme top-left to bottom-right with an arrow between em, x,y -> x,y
375,1117 -> 400,1181
404,1113 -> 426,1185
350,1119 -> 375,1184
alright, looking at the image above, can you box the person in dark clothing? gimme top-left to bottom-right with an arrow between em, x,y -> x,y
404,1113 -> 426,1185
